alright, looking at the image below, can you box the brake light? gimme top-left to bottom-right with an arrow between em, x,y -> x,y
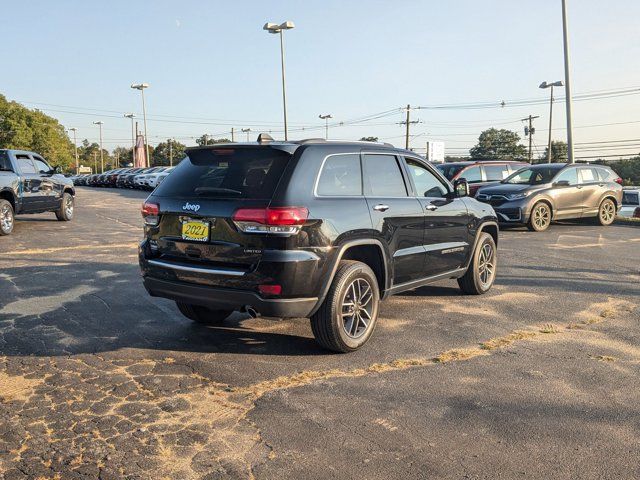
141,202 -> 160,226
258,284 -> 282,296
233,207 -> 308,234
615,177 -> 623,185
634,207 -> 640,218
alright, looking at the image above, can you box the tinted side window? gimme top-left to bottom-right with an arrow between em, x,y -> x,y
405,159 -> 447,198
484,164 -> 509,181
363,154 -> 407,197
461,166 -> 482,183
316,154 -> 361,196
0,151 -> 12,171
16,155 -> 36,174
555,168 -> 578,185
595,168 -> 611,182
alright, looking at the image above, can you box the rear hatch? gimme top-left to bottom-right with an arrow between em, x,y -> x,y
145,145 -> 294,277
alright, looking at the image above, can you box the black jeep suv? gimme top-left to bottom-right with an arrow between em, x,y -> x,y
139,137 -> 498,352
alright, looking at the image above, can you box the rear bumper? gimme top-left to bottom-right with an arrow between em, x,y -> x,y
143,276 -> 317,318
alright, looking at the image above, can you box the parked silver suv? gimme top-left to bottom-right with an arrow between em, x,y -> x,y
476,163 -> 623,231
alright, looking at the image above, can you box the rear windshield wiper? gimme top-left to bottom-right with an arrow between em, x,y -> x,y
194,186 -> 243,196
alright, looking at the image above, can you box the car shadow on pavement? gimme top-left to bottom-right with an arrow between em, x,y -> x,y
0,261 -> 326,358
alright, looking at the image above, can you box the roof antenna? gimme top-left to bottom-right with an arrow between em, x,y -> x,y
257,133 -> 274,144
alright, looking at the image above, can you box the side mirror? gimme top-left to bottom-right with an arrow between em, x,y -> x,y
454,178 -> 469,197
553,180 -> 570,187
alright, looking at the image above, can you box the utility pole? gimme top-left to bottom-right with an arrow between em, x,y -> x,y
124,113 -> 136,166
522,115 -> 540,163
203,134 -> 208,146
399,104 -> 419,150
92,151 -> 97,174
93,121 -> 104,172
68,127 -> 79,173
241,128 -> 252,142
169,138 -> 173,167
231,127 -> 235,142
561,0 -> 575,163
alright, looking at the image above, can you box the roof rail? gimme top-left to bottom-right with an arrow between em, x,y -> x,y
296,138 -> 326,144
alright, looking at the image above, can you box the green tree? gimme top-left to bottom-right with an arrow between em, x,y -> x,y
359,136 -> 379,142
539,141 -> 568,163
469,128 -> 527,161
112,146 -> 133,167
195,135 -> 231,146
152,139 -> 187,166
0,94 -> 74,171
607,157 -> 640,185
78,140 -> 113,172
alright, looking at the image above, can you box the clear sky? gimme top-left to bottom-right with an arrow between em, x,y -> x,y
1,0 -> 639,159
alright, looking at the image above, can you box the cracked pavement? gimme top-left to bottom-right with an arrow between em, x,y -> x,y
0,187 -> 639,479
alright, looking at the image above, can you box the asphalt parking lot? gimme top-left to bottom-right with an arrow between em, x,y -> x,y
0,187 -> 639,480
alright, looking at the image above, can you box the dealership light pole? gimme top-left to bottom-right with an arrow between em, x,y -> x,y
124,113 -> 136,166
318,114 -> 332,139
93,121 -> 104,173
263,21 -> 295,141
131,83 -> 150,167
68,127 -> 79,173
561,0 -> 575,163
539,81 -> 564,163
241,128 -> 252,142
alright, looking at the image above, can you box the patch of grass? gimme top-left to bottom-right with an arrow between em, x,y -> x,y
480,330 -> 537,350
538,323 -> 561,334
590,355 -> 616,362
434,347 -> 488,363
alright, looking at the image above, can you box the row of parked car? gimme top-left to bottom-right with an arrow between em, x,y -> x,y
70,166 -> 174,190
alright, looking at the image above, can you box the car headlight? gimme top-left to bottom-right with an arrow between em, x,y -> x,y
506,192 -> 531,200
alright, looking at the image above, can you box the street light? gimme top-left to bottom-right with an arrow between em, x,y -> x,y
131,83 -> 150,167
539,81 -> 564,163
241,128 -> 252,142
263,20 -> 295,141
68,127 -> 79,173
93,121 -> 104,173
318,114 -> 332,139
124,113 -> 136,166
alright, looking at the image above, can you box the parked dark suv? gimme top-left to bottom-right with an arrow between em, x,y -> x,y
139,137 -> 499,352
436,160 -> 528,196
0,149 -> 75,236
476,163 -> 623,231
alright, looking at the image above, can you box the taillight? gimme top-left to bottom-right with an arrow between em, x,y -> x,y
634,207 -> 640,218
232,207 -> 308,234
141,202 -> 160,226
615,177 -> 623,185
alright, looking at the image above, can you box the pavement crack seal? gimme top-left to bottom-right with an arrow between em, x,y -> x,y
0,297 -> 635,479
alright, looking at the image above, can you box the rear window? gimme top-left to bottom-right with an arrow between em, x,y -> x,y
153,147 -> 291,199
484,164 -> 510,181
0,151 -> 12,171
622,191 -> 639,206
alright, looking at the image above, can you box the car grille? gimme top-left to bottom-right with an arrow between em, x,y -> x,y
477,194 -> 509,207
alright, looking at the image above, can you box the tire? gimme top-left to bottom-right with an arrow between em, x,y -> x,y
597,198 -> 616,226
457,232 -> 497,295
55,192 -> 74,221
527,201 -> 551,232
310,260 -> 380,353
176,301 -> 233,325
0,199 -> 15,236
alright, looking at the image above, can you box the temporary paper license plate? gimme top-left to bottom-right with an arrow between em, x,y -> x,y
181,220 -> 209,242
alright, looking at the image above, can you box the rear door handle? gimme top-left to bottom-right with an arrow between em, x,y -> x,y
373,204 -> 389,212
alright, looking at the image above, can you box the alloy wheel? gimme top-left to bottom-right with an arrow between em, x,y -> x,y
600,200 -> 615,224
533,204 -> 550,229
65,195 -> 74,218
477,242 -> 495,288
1,204 -> 13,233
341,278 -> 373,339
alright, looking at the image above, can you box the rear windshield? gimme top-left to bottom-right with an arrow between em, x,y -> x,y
435,164 -> 465,180
0,151 -> 12,171
153,147 -> 291,199
622,191 -> 639,206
